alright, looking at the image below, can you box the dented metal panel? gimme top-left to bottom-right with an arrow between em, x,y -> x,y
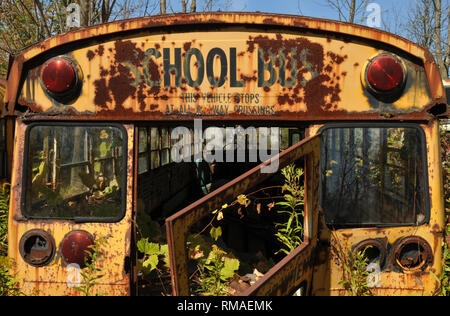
166,133 -> 321,296
2,13 -> 446,121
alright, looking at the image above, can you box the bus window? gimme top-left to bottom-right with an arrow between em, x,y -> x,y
23,124 -> 126,220
138,127 -> 149,174
149,127 -> 160,169
280,128 -> 304,150
321,125 -> 427,227
160,128 -> 171,166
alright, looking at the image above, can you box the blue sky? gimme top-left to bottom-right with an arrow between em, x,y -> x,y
158,0 -> 422,38
233,0 -> 411,25
164,0 -> 411,20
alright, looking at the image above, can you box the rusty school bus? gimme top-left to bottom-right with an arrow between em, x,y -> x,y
1,12 -> 448,296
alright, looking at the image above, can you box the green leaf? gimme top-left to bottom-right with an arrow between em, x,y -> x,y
276,201 -> 292,208
159,244 -> 169,256
98,141 -> 112,158
220,257 -> 239,280
137,238 -> 160,255
236,194 -> 250,207
210,226 -> 222,241
142,254 -> 159,271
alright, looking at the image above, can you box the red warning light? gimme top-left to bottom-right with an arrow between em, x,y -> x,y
41,57 -> 77,94
61,230 -> 94,268
366,54 -> 405,92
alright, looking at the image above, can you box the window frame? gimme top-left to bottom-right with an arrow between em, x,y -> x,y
318,122 -> 430,229
21,122 -> 128,223
0,119 -> 5,178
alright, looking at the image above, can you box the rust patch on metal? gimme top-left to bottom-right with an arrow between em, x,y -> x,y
246,34 -> 348,117
87,50 -> 95,61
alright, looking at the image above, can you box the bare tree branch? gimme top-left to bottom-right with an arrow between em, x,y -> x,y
33,0 -> 52,37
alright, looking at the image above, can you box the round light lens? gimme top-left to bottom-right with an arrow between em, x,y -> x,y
366,55 -> 404,92
61,230 -> 94,268
353,239 -> 387,267
391,236 -> 432,272
41,57 -> 76,94
19,229 -> 56,267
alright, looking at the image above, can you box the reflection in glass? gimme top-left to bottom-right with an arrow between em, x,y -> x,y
321,126 -> 426,226
24,125 -> 125,219
138,127 -> 148,174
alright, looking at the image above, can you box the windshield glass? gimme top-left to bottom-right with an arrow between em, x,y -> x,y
321,125 -> 427,227
23,124 -> 126,220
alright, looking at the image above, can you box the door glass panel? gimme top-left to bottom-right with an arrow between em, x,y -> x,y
24,124 -> 126,220
321,126 -> 427,227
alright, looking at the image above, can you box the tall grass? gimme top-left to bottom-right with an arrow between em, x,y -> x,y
0,183 -> 9,257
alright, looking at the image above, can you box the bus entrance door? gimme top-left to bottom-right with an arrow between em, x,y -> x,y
165,133 -> 321,296
8,121 -> 135,296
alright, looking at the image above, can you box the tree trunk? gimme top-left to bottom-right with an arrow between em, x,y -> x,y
445,6 -> 450,77
101,0 -> 115,23
160,0 -> 166,14
349,0 -> 356,23
77,0 -> 91,27
190,0 -> 196,12
33,0 -> 52,38
433,0 -> 448,78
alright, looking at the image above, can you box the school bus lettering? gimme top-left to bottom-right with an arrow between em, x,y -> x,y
121,46 -> 318,90
165,92 -> 275,116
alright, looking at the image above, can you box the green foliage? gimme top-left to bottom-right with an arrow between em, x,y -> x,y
188,225 -> 239,296
135,200 -> 163,241
188,164 -> 306,295
338,246 -> 373,296
73,236 -> 108,296
135,205 -> 171,295
442,223 -> 450,296
209,226 -> 222,242
0,184 -> 21,297
440,121 -> 450,215
0,256 -> 20,296
274,164 -> 305,255
0,183 -> 9,257
432,220 -> 450,296
137,238 -> 169,274
195,244 -> 239,296
37,184 -> 63,207
437,121 -> 450,296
